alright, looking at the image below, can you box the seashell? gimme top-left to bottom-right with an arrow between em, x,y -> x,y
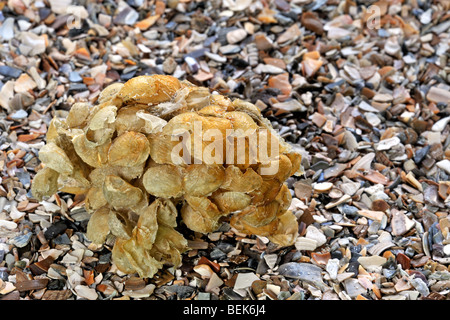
117,75 -> 181,106
107,131 -> 150,167
143,163 -> 185,198
86,207 -> 111,245
102,175 -> 145,209
38,142 -> 74,175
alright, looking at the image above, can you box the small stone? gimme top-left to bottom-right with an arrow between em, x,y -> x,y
226,0 -> 252,11
371,199 -> 389,212
340,182 -> 360,197
48,0 -> 71,14
414,145 -> 430,164
219,44 -> 241,55
327,27 -> 351,39
0,219 -> 17,230
10,109 -> 28,120
324,194 -> 351,209
135,15 -> 160,30
326,259 -> 340,280
436,160 -> 450,175
44,221 -> 67,240
405,172 -> 423,191
301,58 -> 323,78
251,280 -> 267,295
14,74 -> 37,93
311,112 -> 327,127
443,245 -> 450,256
341,204 -> 359,216
367,241 -> 394,256
28,67 -> 46,90
301,12 -> 323,35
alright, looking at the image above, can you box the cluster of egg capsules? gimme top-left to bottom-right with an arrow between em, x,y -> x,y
32,75 -> 302,278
